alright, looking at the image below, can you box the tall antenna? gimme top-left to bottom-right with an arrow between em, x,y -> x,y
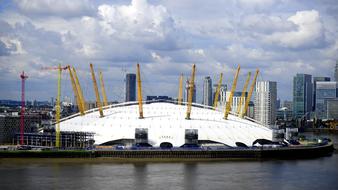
20,71 -> 28,145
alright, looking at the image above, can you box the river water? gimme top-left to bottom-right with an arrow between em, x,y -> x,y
0,133 -> 337,190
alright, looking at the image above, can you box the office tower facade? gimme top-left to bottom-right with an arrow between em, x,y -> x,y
254,81 -> 277,126
276,99 -> 281,110
247,101 -> 255,119
203,76 -> 213,106
326,99 -> 338,119
212,84 -> 227,108
125,73 -> 136,102
313,76 -> 330,111
185,79 -> 196,103
315,81 -> 338,119
225,91 -> 247,113
293,74 -> 312,118
335,61 -> 338,82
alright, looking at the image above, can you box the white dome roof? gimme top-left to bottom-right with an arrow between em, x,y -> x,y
59,101 -> 272,147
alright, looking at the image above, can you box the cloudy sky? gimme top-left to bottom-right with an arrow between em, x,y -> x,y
0,0 -> 337,103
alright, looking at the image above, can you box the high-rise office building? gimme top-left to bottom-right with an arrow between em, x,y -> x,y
326,99 -> 338,119
212,84 -> 227,108
185,79 -> 196,103
313,76 -> 330,111
335,61 -> 338,82
247,101 -> 255,119
293,74 -> 312,118
225,91 -> 247,113
276,98 -> 281,110
254,81 -> 277,126
203,76 -> 212,106
125,73 -> 136,102
315,81 -> 338,119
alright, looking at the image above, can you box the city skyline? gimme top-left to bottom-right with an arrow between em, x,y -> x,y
1,0 -> 338,102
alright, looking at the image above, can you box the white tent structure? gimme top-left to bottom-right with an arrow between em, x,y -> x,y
59,101 -> 272,147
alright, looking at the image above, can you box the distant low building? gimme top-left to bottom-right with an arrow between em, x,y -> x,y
282,100 -> 293,111
146,96 -> 173,101
85,101 -> 97,110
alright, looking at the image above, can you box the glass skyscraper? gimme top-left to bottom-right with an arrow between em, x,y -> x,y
335,61 -> 338,82
313,76 -> 330,111
315,81 -> 338,119
293,74 -> 312,118
125,73 -> 136,102
203,76 -> 212,106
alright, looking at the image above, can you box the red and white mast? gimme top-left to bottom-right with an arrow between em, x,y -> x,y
20,71 -> 28,145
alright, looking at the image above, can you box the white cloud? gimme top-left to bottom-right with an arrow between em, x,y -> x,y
14,0 -> 95,17
0,37 -> 26,55
97,0 -> 175,43
188,49 -> 205,57
241,14 -> 295,34
265,10 -> 325,48
1,0 -> 338,102
238,0 -> 277,10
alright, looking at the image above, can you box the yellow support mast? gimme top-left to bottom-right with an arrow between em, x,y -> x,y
236,72 -> 251,115
68,66 -> 84,115
213,73 -> 223,109
224,65 -> 240,120
136,63 -> 144,119
90,63 -> 104,117
186,64 -> 196,120
72,67 -> 86,112
178,74 -> 183,105
99,71 -> 108,107
55,64 -> 62,148
240,69 -> 259,118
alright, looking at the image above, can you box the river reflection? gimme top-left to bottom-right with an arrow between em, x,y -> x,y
0,133 -> 337,190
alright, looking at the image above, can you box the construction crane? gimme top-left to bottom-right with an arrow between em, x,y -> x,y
67,66 -> 84,115
136,63 -> 144,119
236,72 -> 251,115
72,67 -> 86,112
20,71 -> 28,145
41,65 -> 68,148
224,65 -> 240,120
89,63 -> 104,117
178,74 -> 183,105
240,69 -> 259,118
186,64 -> 196,120
99,71 -> 108,107
213,73 -> 223,109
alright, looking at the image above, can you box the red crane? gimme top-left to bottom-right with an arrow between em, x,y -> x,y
20,71 -> 28,145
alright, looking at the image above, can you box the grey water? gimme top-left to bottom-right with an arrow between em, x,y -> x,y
0,133 -> 337,190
